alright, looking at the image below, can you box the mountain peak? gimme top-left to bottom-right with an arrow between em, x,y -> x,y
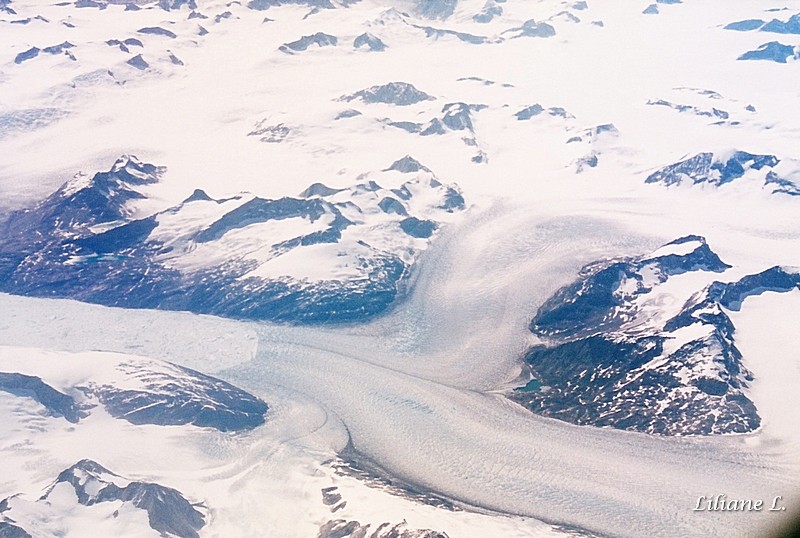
107,154 -> 164,186
385,155 -> 432,174
183,188 -> 214,203
1,157 -> 164,238
340,82 -> 435,106
56,459 -> 117,484
645,150 -> 782,189
299,182 -> 344,198
354,32 -> 386,51
57,155 -> 161,199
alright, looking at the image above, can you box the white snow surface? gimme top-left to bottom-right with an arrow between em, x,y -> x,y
642,239 -> 704,261
2,0 -> 800,537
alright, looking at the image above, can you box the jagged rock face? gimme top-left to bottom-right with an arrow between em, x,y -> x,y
0,460 -> 206,538
386,103 -> 485,139
0,156 -> 464,324
137,26 -> 177,38
441,102 -> 484,131
531,236 -> 731,339
0,155 -> 161,242
704,266 -> 800,312
379,197 -> 408,216
644,150 -> 798,192
504,19 -> 556,38
127,53 -> 149,69
761,13 -> 800,33
353,32 -> 386,51
13,47 -> 40,64
74,0 -> 105,8
646,99 -> 729,120
725,19 -> 765,31
248,121 -> 290,142
246,0 -> 337,11
0,373 -> 87,423
385,155 -> 431,174
415,0 -> 457,20
473,1 -> 502,23
85,361 -> 269,431
515,103 -> 572,120
399,217 -> 436,238
157,0 -> 198,11
515,104 -> 544,119
0,349 -> 269,432
725,13 -> 800,34
318,519 -> 449,538
340,82 -> 435,106
765,171 -> 800,196
413,25 -> 490,44
42,41 -> 74,54
31,44 -> 73,62
738,41 -> 799,63
280,32 -> 338,53
0,521 -> 31,538
511,236 -> 800,435
335,109 -> 362,120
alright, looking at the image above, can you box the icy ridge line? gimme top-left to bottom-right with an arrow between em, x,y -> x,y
511,236 -> 800,436
0,351 -> 268,431
0,459 -> 206,538
0,155 -> 465,324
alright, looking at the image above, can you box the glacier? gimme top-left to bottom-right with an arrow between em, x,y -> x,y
1,0 -> 800,536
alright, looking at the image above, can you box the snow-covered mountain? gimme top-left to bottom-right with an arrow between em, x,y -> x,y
0,459 -> 207,538
2,0 -> 800,537
725,11 -> 800,62
645,151 -> 800,195
0,345 -> 269,537
0,154 -> 465,323
0,346 -> 268,431
514,236 -> 800,435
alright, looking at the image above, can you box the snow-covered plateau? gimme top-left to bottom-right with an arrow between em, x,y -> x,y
1,0 -> 800,537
